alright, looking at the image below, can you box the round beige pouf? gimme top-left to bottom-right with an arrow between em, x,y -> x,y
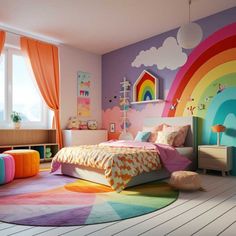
169,171 -> 202,191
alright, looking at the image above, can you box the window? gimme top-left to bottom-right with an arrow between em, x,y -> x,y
0,47 -> 48,128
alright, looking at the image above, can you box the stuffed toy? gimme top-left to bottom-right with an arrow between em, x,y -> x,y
79,120 -> 88,130
87,120 -> 98,130
67,116 -> 80,129
45,147 -> 52,159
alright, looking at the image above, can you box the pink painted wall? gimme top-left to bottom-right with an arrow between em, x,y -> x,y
102,103 -> 165,137
59,45 -> 102,129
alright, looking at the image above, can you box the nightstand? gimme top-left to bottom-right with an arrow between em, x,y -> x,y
198,145 -> 232,176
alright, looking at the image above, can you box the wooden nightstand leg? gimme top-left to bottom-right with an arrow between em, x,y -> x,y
222,171 -> 226,177
203,169 -> 206,174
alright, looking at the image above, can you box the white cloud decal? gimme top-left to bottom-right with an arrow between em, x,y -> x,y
131,37 -> 187,70
131,47 -> 158,68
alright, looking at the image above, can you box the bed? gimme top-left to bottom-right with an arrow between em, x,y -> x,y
52,116 -> 198,191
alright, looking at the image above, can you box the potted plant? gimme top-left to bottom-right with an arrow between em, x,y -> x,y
10,111 -> 22,129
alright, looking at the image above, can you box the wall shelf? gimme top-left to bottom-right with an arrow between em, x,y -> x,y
131,99 -> 165,105
119,78 -> 131,139
0,129 -> 58,162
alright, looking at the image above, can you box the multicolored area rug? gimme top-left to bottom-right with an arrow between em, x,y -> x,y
0,171 -> 178,226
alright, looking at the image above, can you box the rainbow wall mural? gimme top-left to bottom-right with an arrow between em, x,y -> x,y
133,70 -> 157,102
102,8 -> 236,175
162,22 -> 236,174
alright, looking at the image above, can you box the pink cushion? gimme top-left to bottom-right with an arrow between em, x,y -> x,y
143,123 -> 164,142
163,124 -> 189,147
0,154 -> 15,185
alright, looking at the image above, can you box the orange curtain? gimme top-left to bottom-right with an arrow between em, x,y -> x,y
0,31 -> 6,55
20,37 -> 63,148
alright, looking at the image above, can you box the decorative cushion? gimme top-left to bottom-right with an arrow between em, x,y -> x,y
163,124 -> 189,147
134,131 -> 151,142
143,123 -> 164,142
169,171 -> 202,191
4,150 -> 40,179
0,153 -> 15,185
155,131 -> 178,146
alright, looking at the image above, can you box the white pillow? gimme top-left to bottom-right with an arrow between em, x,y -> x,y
155,131 -> 178,146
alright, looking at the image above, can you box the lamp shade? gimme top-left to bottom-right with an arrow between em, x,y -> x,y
177,22 -> 203,49
211,124 -> 226,133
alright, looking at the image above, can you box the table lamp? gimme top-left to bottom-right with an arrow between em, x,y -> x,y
211,124 -> 226,146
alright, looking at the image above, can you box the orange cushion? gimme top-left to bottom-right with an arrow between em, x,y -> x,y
4,150 -> 40,179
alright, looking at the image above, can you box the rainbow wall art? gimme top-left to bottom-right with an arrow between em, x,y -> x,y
162,22 -> 236,149
133,70 -> 158,102
102,8 -> 236,174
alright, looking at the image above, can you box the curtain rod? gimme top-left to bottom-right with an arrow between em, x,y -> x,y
0,24 -> 61,46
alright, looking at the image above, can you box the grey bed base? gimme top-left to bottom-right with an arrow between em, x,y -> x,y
61,163 -> 170,188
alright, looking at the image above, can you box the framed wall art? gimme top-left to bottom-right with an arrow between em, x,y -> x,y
109,123 -> 116,133
132,70 -> 160,104
77,71 -> 91,117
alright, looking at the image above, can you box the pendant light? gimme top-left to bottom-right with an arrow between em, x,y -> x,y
177,0 -> 203,49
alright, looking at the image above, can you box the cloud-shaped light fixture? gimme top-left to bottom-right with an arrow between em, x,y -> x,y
177,0 -> 203,49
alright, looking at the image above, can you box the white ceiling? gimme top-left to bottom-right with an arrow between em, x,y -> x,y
0,0 -> 236,55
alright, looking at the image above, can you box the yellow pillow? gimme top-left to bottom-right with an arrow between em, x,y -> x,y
155,131 -> 178,146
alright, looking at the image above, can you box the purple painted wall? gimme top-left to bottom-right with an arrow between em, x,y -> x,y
102,7 -> 236,111
102,7 -> 236,175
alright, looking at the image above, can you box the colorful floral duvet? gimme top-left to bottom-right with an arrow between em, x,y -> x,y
51,142 -> 161,192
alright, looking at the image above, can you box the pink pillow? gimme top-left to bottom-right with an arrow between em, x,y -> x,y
143,123 -> 164,142
163,124 -> 189,147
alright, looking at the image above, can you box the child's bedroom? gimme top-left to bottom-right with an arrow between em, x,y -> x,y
0,0 -> 236,235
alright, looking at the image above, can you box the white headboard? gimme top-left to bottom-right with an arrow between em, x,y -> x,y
143,116 -> 198,151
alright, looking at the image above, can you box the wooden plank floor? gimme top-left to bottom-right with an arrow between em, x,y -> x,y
0,174 -> 236,236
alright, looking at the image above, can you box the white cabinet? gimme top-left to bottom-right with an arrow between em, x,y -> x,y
63,130 -> 108,147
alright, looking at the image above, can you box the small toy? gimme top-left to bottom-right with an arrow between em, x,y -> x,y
87,120 -> 98,130
45,147 -> 52,159
79,121 -> 88,130
67,116 -> 80,129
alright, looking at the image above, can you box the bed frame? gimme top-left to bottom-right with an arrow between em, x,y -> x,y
61,116 -> 198,188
